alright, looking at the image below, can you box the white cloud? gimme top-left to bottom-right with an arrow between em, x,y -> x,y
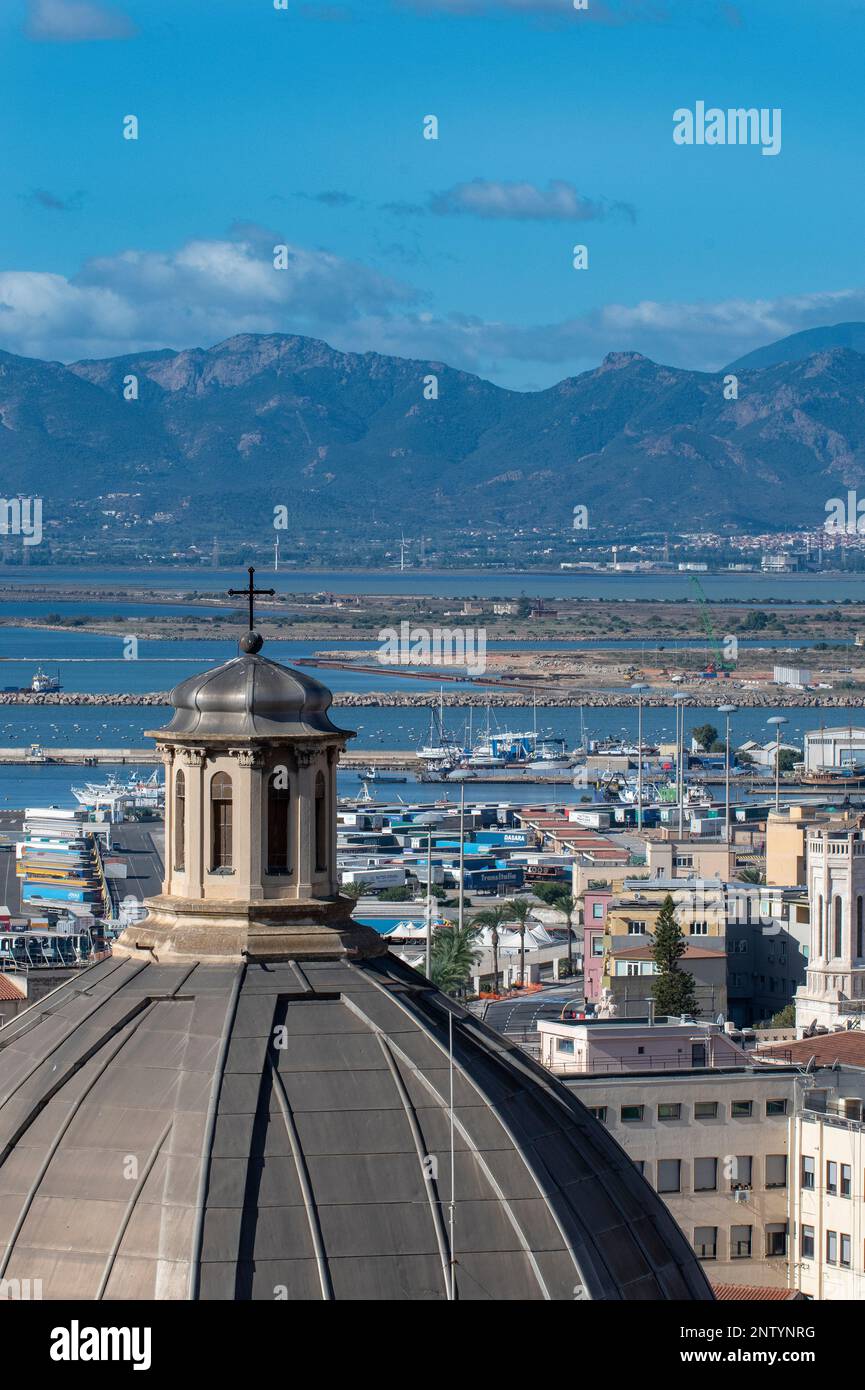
430,178 -> 635,221
0,233 -> 418,363
0,229 -> 861,385
27,0 -> 137,42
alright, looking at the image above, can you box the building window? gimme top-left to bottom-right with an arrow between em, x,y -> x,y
588,1106 -> 607,1123
695,1101 -> 718,1119
731,1225 -> 752,1259
841,1163 -> 852,1198
657,1159 -> 681,1193
731,1100 -> 753,1118
826,1230 -> 838,1265
174,768 -> 185,871
827,1161 -> 838,1195
314,770 -> 327,872
620,1105 -> 644,1123
766,1099 -> 787,1116
766,1154 -> 787,1190
556,1038 -> 575,1054
858,896 -> 864,958
592,903 -> 605,919
841,1233 -> 852,1268
801,1155 -> 815,1190
210,772 -> 233,872
694,1157 -> 717,1192
834,896 -> 843,958
801,1225 -> 815,1260
694,1226 -> 717,1260
591,937 -> 605,956
766,1224 -> 787,1258
658,1103 -> 681,1122
267,771 -> 291,875
690,922 -> 708,935
633,1159 -> 645,1176
731,1156 -> 752,1190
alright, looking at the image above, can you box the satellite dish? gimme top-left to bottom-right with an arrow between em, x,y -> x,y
804,1018 -> 818,1038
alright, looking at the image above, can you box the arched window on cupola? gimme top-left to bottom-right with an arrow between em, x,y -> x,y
174,768 -> 186,871
267,769 -> 291,875
817,895 -> 823,956
211,772 -> 233,872
857,896 -> 863,958
315,770 -> 327,872
834,895 -> 843,959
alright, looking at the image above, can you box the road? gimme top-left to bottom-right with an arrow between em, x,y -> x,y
104,823 -> 164,911
484,981 -> 585,1037
0,812 -> 22,915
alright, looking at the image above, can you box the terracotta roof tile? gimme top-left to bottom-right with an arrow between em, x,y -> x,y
712,1283 -> 806,1301
756,1031 -> 865,1067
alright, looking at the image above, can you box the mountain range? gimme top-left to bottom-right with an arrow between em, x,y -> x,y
3,323 -> 865,535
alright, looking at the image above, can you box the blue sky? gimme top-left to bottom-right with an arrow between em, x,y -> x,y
1,0 -> 864,387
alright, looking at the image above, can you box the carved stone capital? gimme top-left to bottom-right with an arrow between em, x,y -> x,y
180,746 -> 208,767
231,747 -> 264,768
294,745 -> 318,768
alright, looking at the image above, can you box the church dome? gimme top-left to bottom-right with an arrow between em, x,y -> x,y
0,951 -> 713,1302
156,644 -> 345,739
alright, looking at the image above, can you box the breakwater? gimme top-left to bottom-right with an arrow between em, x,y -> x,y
0,689 -> 864,710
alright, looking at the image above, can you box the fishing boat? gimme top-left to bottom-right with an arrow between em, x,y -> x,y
30,666 -> 61,694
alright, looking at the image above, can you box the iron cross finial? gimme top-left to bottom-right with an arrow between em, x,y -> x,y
228,565 -> 276,630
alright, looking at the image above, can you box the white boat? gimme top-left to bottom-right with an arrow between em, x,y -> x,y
72,770 -> 163,811
30,667 -> 61,694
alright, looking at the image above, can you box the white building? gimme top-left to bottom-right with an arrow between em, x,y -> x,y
796,821 -> 865,1033
773,665 -> 811,687
804,726 -> 865,774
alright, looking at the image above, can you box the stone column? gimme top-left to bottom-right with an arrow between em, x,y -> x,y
327,745 -> 339,897
180,746 -> 207,900
233,747 -> 264,899
156,743 -> 173,896
294,745 -> 316,898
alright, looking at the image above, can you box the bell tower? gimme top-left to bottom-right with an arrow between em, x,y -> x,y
114,574 -> 385,964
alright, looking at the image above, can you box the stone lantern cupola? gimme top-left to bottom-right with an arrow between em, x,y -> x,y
115,627 -> 385,964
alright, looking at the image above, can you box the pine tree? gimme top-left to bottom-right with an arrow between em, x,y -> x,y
651,894 -> 701,1017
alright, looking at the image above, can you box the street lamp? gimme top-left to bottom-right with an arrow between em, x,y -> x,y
718,704 -> 738,848
767,715 -> 788,813
631,684 -> 649,831
672,692 -> 688,839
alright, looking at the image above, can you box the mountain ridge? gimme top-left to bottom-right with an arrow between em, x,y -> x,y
1,330 -> 865,533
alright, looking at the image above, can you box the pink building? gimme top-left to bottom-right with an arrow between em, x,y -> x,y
582,888 -> 611,1003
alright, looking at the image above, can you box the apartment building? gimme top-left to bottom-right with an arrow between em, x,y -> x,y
564,1066 -> 798,1290
758,1031 -> 865,1298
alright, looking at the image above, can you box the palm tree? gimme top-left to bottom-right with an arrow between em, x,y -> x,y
473,905 -> 509,994
341,879 -> 371,902
504,897 -> 533,986
553,892 -> 579,976
429,923 -> 482,996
